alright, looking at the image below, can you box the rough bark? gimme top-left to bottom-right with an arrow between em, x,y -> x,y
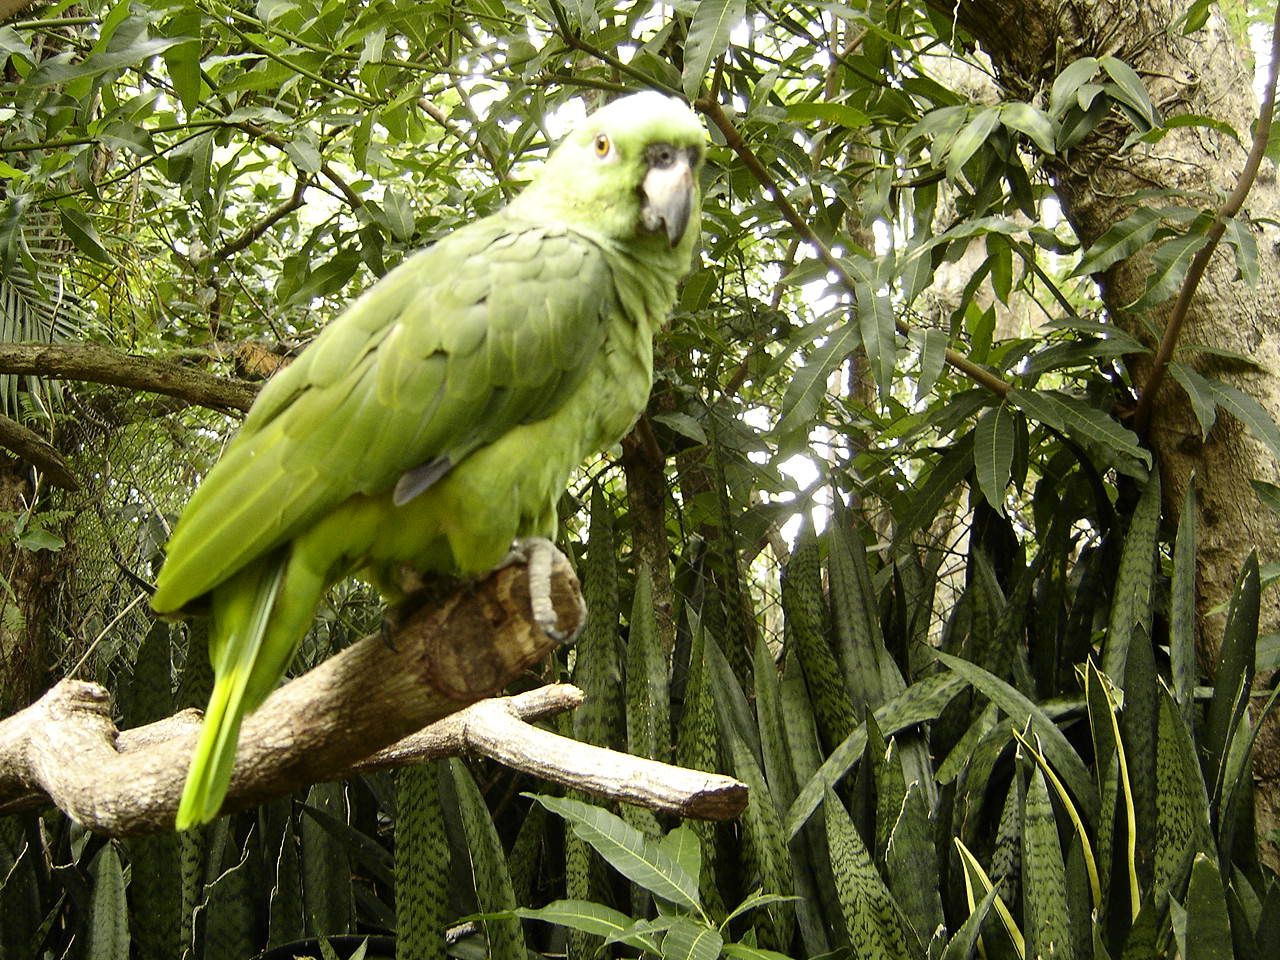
938,0 -> 1280,859
0,343 -> 258,413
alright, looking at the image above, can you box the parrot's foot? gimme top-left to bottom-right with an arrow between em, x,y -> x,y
500,537 -> 570,643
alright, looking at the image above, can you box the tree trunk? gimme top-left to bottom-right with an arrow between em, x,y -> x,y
939,0 -> 1280,861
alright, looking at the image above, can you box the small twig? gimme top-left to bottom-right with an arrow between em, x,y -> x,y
236,121 -> 364,210
1132,1 -> 1280,435
695,96 -> 1012,399
0,413 -> 77,489
199,177 -> 309,265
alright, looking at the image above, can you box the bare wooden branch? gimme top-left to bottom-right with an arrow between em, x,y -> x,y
0,549 -> 584,833
0,411 -> 78,489
355,684 -> 748,820
0,342 -> 258,413
0,550 -> 749,833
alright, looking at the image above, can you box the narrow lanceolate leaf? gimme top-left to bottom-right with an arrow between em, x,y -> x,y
974,403 -> 1016,515
1204,554 -> 1259,801
1206,378 -> 1280,464
395,763 -> 449,960
88,844 -> 130,960
823,789 -> 920,960
627,564 -> 669,761
953,840 -> 1026,958
59,205 -> 114,264
1182,855 -> 1234,960
1128,230 -> 1211,309
892,434 -> 976,549
682,0 -> 746,99
1074,207 -> 1161,276
529,794 -> 701,912
1222,217 -> 1259,286
662,917 -> 724,960
1100,56 -> 1157,128
515,900 -> 638,940
935,652 -> 1094,822
775,322 -> 860,441
1168,363 -> 1218,440
940,884 -> 1000,960
1009,388 -> 1150,471
1154,689 -> 1213,898
787,672 -> 969,837
916,328 -> 949,402
1170,480 -> 1198,725
451,761 -> 524,960
856,281 -> 896,399
1101,474 -> 1160,680
782,524 -> 855,751
1022,767 -> 1073,960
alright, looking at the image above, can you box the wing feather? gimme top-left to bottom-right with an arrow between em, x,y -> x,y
153,217 -> 615,611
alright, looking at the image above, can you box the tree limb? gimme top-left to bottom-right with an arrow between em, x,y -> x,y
0,548 -> 748,833
0,342 -> 258,412
0,412 -> 78,489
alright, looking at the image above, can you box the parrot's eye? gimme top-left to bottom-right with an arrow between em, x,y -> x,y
593,134 -> 612,158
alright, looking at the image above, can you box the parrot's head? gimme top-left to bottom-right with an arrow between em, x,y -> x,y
516,91 -> 707,261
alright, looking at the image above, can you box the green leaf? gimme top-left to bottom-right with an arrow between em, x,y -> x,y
1050,57 -> 1100,117
785,101 -> 871,129
1021,766 -> 1071,960
1168,363 -> 1219,440
652,411 -> 707,445
1222,217 -> 1259,286
515,900 -> 638,939
723,943 -> 797,960
999,102 -> 1058,154
973,403 -> 1016,514
946,107 -> 1000,179
682,0 -> 745,99
381,187 -> 415,242
1206,378 -> 1280,463
284,137 -> 323,174
856,282 -> 896,399
88,844 -> 130,960
58,206 -> 114,265
1171,479 -> 1198,724
1010,388 -> 1150,472
1101,473 -> 1160,680
529,795 -> 701,911
775,322 -> 860,440
1074,207 -> 1161,276
451,761 -> 523,960
662,917 -> 724,960
935,651 -> 1095,821
1101,56 -> 1157,128
1182,855 -> 1234,960
25,35 -> 185,87
915,328 -> 948,402
1128,230 -> 1210,309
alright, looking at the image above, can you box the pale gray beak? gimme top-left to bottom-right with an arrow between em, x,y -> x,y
640,144 -> 694,247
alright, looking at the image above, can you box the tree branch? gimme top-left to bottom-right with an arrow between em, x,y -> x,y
0,342 -> 258,412
0,413 -> 78,489
1131,0 -> 1280,435
0,548 -> 747,833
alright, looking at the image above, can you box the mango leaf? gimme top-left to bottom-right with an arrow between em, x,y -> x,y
1168,363 -> 1218,441
515,901 -> 639,940
25,35 -> 184,87
915,327 -> 949,402
1128,230 -> 1210,309
1009,388 -> 1150,470
381,187 -> 415,242
774,322 -> 860,440
682,0 -> 745,99
662,917 -> 723,960
973,403 -> 1016,515
1207,379 -> 1280,463
785,101 -> 871,129
1222,217 -> 1259,286
529,795 -> 701,911
1073,207 -> 1161,276
856,282 -> 895,399
58,205 -> 114,265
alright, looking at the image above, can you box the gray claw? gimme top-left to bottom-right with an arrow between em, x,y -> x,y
502,537 -> 568,642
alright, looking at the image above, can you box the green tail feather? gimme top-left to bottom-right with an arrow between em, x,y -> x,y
176,561 -> 285,830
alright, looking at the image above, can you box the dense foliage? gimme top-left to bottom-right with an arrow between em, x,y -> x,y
1,0 -> 1278,958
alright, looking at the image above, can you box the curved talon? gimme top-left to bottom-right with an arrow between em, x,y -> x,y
499,537 -> 573,644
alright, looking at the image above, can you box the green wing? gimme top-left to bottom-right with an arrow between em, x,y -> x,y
152,218 -> 615,612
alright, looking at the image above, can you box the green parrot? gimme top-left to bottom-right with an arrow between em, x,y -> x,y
151,91 -> 707,829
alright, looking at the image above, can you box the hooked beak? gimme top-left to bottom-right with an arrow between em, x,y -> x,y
640,145 -> 694,247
